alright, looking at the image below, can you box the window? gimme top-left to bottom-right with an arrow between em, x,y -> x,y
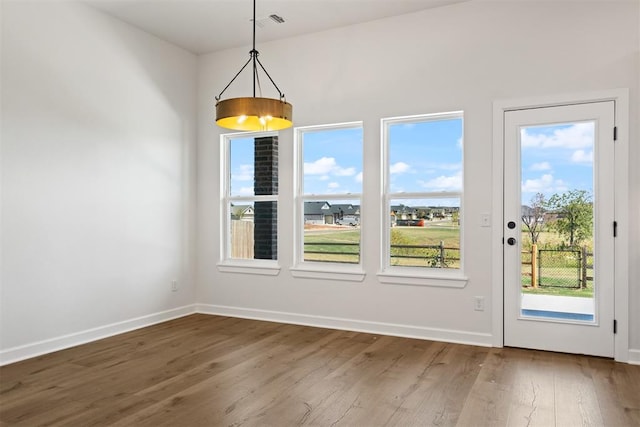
219,132 -> 280,275
380,112 -> 466,287
293,122 -> 364,281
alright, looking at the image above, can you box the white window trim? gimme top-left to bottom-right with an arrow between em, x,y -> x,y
379,112 -> 467,288
218,131 -> 280,275
292,122 -> 365,282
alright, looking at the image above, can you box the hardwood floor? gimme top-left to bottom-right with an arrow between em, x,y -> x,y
1,314 -> 639,426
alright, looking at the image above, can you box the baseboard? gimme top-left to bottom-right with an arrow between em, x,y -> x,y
195,304 -> 494,348
0,304 -> 197,366
3,303 -> 634,365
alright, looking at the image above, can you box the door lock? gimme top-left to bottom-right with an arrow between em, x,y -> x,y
507,237 -> 517,246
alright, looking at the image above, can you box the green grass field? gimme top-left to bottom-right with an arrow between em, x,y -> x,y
520,230 -> 594,298
303,223 -> 460,266
304,229 -> 361,263
303,223 -> 594,298
389,226 -> 459,246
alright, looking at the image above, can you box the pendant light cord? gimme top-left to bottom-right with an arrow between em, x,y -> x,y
252,0 -> 256,97
214,0 -> 287,103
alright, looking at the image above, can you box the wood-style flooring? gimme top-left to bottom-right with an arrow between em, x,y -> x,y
1,314 -> 639,426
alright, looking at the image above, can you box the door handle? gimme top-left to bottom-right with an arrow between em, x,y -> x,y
507,237 -> 517,246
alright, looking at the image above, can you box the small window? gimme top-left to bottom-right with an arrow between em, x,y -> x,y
293,123 -> 364,281
220,132 -> 280,274
380,112 -> 466,286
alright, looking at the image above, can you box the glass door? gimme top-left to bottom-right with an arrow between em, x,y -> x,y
503,101 -> 615,357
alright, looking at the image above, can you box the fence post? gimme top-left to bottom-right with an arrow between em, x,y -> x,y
439,241 -> 445,266
581,246 -> 587,289
531,243 -> 538,288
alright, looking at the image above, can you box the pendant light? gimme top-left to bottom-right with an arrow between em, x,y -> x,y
215,0 -> 293,131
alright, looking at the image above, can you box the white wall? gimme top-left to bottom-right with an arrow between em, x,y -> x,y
1,0 -> 637,365
197,2 -> 639,350
1,1 -> 197,362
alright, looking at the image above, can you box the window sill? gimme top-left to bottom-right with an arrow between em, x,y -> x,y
217,260 -> 281,276
377,268 -> 468,288
290,264 -> 365,282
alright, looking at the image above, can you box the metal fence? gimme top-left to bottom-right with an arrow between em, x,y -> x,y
536,248 -> 592,289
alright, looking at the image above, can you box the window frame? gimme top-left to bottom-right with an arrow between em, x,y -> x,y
378,112 -> 468,288
292,122 -> 365,282
218,130 -> 281,276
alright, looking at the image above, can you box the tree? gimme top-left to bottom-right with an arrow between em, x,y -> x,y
545,189 -> 593,247
451,210 -> 459,225
522,192 -> 546,245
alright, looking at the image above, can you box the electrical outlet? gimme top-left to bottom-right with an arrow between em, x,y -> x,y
474,296 -> 485,311
171,280 -> 178,292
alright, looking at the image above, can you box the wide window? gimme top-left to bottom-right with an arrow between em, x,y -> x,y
380,112 -> 466,286
293,122 -> 364,280
220,132 -> 279,275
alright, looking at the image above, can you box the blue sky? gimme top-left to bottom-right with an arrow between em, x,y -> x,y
229,120 -> 594,206
301,119 -> 464,200
302,127 -> 363,195
229,136 -> 256,197
520,122 -> 594,205
388,118 -> 462,195
229,119 -> 463,203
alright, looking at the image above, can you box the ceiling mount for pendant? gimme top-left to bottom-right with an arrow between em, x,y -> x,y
214,0 -> 293,131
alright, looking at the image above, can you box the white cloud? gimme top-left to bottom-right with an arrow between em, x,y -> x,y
521,174 -> 567,193
419,171 -> 462,191
304,157 -> 356,177
530,162 -> 551,171
521,123 -> 594,149
571,149 -> 593,164
328,182 -> 340,189
237,186 -> 254,196
334,166 -> 356,177
304,157 -> 336,175
319,175 -> 330,181
234,164 -> 254,181
355,172 -> 363,183
390,162 -> 411,174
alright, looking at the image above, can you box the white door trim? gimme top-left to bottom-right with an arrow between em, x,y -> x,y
491,89 -> 629,362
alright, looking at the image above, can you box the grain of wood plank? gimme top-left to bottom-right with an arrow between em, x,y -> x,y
1,314 -> 639,426
455,348 -> 518,426
552,353 -> 604,426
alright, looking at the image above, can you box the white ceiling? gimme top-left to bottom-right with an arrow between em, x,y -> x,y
83,0 -> 466,55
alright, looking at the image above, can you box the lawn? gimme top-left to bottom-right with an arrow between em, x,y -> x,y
304,228 -> 361,263
303,223 -> 595,299
390,226 -> 460,246
303,222 -> 460,267
521,283 -> 594,298
520,243 -> 594,298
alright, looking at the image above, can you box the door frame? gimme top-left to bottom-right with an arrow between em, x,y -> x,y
491,89 -> 629,362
